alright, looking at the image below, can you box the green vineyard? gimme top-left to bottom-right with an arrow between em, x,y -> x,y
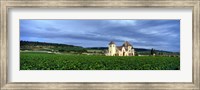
20,52 -> 180,70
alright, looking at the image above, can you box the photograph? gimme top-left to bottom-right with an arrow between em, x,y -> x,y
1,0 -> 199,89
20,19 -> 180,70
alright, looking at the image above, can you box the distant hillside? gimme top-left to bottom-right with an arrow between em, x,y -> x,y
86,47 -> 108,50
86,47 -> 179,56
86,47 -> 174,53
20,41 -> 87,53
20,41 -> 179,56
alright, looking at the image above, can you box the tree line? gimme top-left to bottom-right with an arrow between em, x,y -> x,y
20,41 -> 87,53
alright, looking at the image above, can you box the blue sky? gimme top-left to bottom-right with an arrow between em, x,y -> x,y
20,20 -> 180,52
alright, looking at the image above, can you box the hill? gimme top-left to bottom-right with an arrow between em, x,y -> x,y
86,47 -> 179,56
20,41 -> 179,56
86,47 -> 175,53
20,41 -> 87,53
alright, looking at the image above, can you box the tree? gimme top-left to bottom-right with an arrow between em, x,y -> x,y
151,48 -> 156,56
135,51 -> 138,56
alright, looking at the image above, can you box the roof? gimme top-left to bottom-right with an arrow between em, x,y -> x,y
122,41 -> 132,47
116,46 -> 129,51
117,46 -> 123,50
109,41 -> 115,45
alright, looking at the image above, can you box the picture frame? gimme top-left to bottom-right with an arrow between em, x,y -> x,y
0,0 -> 199,89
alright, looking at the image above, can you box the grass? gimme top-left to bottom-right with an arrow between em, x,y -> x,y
20,52 -> 180,70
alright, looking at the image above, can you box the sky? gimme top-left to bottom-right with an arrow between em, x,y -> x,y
20,20 -> 180,52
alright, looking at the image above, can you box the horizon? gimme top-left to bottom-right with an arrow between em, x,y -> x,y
20,40 -> 180,53
20,20 -> 180,52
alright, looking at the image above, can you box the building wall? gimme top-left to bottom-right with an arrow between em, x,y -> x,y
132,49 -> 135,56
117,47 -> 133,56
108,44 -> 116,56
108,43 -> 135,56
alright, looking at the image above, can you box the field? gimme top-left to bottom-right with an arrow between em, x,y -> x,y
20,52 -> 180,70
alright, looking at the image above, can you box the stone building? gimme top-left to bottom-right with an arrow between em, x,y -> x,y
107,41 -> 135,56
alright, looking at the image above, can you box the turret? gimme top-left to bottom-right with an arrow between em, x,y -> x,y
122,41 -> 132,52
128,46 -> 132,52
131,44 -> 135,56
108,41 -> 116,56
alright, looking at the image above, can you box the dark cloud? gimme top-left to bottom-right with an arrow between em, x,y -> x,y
20,20 -> 180,52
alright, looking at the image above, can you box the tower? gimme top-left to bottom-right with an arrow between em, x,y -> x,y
123,41 -> 132,52
122,41 -> 135,56
128,46 -> 132,52
108,41 -> 116,56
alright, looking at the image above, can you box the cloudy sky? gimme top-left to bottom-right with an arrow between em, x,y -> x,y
20,20 -> 180,52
